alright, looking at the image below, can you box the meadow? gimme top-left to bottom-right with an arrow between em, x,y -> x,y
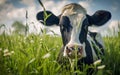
0,30 -> 120,75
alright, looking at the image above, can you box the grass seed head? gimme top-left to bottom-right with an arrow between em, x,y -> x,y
11,51 -> 15,54
93,59 -> 102,66
3,52 -> 11,57
42,53 -> 51,59
3,49 -> 9,54
97,65 -> 106,70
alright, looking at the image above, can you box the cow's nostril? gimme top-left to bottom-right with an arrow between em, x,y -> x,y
65,45 -> 83,54
66,46 -> 71,54
78,46 -> 83,54
65,45 -> 83,59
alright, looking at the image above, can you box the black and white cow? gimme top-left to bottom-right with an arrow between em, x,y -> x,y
36,3 -> 111,74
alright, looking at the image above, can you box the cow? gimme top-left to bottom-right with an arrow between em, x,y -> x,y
36,3 -> 111,75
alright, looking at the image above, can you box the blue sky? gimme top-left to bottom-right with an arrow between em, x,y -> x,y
0,0 -> 120,36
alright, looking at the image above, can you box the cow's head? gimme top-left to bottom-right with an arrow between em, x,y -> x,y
36,3 -> 111,59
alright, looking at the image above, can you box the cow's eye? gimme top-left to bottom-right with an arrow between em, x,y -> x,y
61,24 -> 72,32
60,24 -> 67,32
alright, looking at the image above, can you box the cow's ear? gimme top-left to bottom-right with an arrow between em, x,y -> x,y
87,10 -> 111,26
36,11 -> 59,26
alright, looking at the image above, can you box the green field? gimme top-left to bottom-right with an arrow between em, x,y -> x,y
0,31 -> 120,75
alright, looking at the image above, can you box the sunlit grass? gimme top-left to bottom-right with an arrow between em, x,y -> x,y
0,34 -> 62,75
103,34 -> 120,75
0,31 -> 120,75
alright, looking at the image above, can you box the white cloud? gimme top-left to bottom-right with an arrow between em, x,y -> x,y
109,20 -> 118,29
43,0 -> 71,15
7,8 -> 26,20
111,6 -> 118,11
108,20 -> 119,35
0,0 -> 6,4
25,6 -> 42,34
0,4 -> 15,21
100,20 -> 119,36
78,0 -> 92,14
111,2 -> 119,11
20,0 -> 35,6
79,1 -> 90,9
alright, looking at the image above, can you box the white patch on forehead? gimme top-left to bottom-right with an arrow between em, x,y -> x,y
68,14 -> 86,44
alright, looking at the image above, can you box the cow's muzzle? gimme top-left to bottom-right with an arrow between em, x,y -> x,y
64,44 -> 83,59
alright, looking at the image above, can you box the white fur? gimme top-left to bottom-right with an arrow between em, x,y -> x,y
87,35 -> 98,61
87,34 -> 104,61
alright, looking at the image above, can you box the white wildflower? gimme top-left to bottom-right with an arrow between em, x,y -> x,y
53,60 -> 57,63
56,45 -> 59,48
4,49 -> 9,53
93,59 -> 102,66
42,53 -> 51,59
40,38 -> 43,41
3,52 -> 11,57
97,65 -> 106,70
11,51 -> 15,54
24,37 -> 27,40
3,49 -> 14,57
30,40 -> 34,43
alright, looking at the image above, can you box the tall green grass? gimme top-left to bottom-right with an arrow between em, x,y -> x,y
0,33 -> 62,75
0,31 -> 120,75
103,33 -> 120,75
